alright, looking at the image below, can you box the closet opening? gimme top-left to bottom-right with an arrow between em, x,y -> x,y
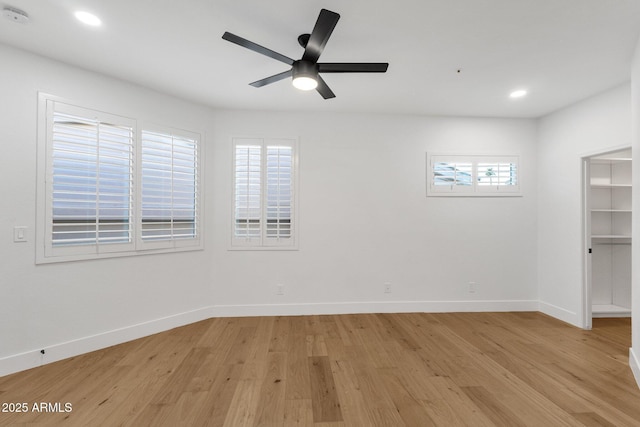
582,147 -> 632,330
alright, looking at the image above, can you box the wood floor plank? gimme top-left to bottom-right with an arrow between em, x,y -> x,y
190,362 -> 245,427
308,356 -> 343,423
222,326 -> 257,365
284,318 -> 312,401
461,385 -> 527,427
1,312 -> 640,426
148,347 -> 212,405
346,364 -> 406,425
572,411 -> 618,427
420,375 -> 496,427
306,334 -> 328,357
265,316 -> 286,354
253,351 -> 287,426
221,376 -> 261,427
376,313 -> 423,351
283,398 -> 313,426
379,368 -> 438,426
330,359 -> 374,426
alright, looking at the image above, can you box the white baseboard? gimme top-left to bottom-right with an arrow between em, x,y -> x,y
211,299 -> 540,318
0,299 -> 543,378
538,301 -> 581,328
630,348 -> 640,390
0,306 -> 216,378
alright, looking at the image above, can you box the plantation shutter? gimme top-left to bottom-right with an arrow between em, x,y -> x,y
38,95 -> 204,263
265,145 -> 293,243
476,158 -> 519,193
234,143 -> 262,244
427,154 -> 520,196
232,138 -> 297,248
429,155 -> 474,193
47,102 -> 134,256
140,129 -> 199,248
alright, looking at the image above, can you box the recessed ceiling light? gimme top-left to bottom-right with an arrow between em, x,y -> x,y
509,89 -> 527,99
74,11 -> 101,27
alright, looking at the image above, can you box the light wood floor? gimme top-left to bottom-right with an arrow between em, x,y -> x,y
1,312 -> 639,426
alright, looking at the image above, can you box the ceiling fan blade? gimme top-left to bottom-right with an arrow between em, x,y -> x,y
249,70 -> 293,87
318,63 -> 389,73
315,75 -> 336,99
222,32 -> 295,66
302,9 -> 340,63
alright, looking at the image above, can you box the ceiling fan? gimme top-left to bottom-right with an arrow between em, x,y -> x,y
222,8 -> 389,99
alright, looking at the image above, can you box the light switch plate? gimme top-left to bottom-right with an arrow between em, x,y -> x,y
13,226 -> 27,242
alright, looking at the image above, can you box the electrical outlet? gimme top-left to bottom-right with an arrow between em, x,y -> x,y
384,282 -> 392,293
276,284 -> 284,295
468,282 -> 477,293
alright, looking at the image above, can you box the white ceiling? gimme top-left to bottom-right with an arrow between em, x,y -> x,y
1,0 -> 640,118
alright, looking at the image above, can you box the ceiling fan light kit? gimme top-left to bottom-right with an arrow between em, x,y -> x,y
222,8 -> 389,99
292,61 -> 319,90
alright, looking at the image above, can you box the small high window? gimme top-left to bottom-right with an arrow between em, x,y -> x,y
427,154 -> 520,196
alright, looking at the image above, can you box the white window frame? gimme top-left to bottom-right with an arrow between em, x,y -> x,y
36,93 -> 203,263
230,137 -> 299,250
426,153 -> 521,197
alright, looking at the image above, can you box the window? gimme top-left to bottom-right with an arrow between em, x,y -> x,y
476,161 -> 518,192
140,128 -> 199,249
432,158 -> 473,193
427,154 -> 520,196
232,138 -> 298,249
37,95 -> 202,263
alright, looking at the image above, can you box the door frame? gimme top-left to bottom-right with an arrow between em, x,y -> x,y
581,156 -> 592,330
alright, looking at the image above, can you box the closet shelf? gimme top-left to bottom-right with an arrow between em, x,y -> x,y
591,235 -> 632,239
592,304 -> 631,318
590,157 -> 632,164
591,209 -> 632,213
590,184 -> 632,188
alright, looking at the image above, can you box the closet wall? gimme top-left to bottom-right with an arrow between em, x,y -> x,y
537,84 -> 631,327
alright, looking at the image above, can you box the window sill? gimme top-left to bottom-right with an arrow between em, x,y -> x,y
36,244 -> 204,264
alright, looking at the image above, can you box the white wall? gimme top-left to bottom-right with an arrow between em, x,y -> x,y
0,44 -> 217,375
1,42 -> 539,376
537,84 -> 632,327
209,111 -> 539,315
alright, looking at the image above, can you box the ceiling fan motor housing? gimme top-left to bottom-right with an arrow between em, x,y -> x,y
292,60 -> 318,80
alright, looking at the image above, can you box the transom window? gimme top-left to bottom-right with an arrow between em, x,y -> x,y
427,154 -> 520,196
